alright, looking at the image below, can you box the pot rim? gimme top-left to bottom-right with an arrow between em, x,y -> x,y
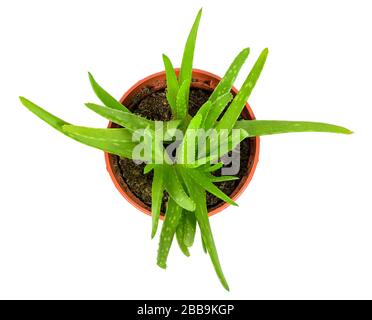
104,69 -> 260,218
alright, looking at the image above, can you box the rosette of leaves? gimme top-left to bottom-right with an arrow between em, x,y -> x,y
20,9 -> 351,290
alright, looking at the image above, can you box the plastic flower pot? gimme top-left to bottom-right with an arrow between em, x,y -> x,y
105,69 -> 260,218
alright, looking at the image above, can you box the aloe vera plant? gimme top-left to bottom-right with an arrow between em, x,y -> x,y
20,9 -> 352,291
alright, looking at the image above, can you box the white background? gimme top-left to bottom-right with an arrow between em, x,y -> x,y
0,0 -> 371,299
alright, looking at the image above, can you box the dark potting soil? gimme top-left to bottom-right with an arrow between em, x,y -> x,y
112,88 -> 250,211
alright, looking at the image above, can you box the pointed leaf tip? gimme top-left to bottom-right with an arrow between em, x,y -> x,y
88,72 -> 94,81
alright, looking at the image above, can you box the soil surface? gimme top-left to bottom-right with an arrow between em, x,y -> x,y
112,88 -> 250,211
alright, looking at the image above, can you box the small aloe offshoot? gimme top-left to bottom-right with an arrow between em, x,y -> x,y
20,8 -> 352,291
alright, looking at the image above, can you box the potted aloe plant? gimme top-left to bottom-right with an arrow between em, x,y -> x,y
20,9 -> 351,290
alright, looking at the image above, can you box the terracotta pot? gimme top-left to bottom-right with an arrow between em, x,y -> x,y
105,69 -> 260,218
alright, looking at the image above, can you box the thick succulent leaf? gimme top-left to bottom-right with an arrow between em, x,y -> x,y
186,168 -> 237,206
209,175 -> 239,183
176,214 -> 191,257
175,81 -> 189,120
157,198 -> 183,269
62,125 -> 136,158
85,103 -> 154,131
162,119 -> 183,141
179,167 -> 229,291
203,93 -> 233,130
88,72 -> 129,112
208,48 -> 250,103
144,163 -> 155,174
195,101 -> 212,119
162,54 -> 179,112
186,113 -> 203,131
201,234 -> 208,254
85,103 -> 180,142
19,97 -> 138,158
234,120 -> 353,136
195,128 -> 249,166
203,162 -> 224,172
177,114 -> 203,164
216,48 -> 269,133
151,166 -> 165,238
183,212 -> 197,247
63,125 -> 132,141
20,97 -> 70,134
163,166 -> 196,211
179,8 -> 202,99
144,126 -> 171,165
196,101 -> 212,129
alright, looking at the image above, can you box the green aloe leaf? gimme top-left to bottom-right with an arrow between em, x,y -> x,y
201,234 -> 208,254
84,103 -> 179,143
163,54 -> 179,113
195,101 -> 212,119
234,120 -> 353,136
151,166 -> 165,238
175,81 -> 189,120
85,103 -> 154,131
209,175 -> 239,183
63,125 -> 132,141
176,214 -> 191,257
203,93 -> 233,130
208,48 -> 250,103
203,162 -> 224,172
163,119 -> 183,141
195,101 -> 212,129
179,8 -> 202,100
179,167 -> 229,291
203,48 -> 250,130
62,125 -> 136,158
163,166 -> 196,211
157,198 -> 183,269
187,168 -> 237,206
195,128 -> 249,166
183,212 -> 197,247
88,72 -> 129,112
20,97 -> 70,134
216,48 -> 269,133
144,125 -> 172,165
177,114 -> 203,164
20,97 -> 136,158
144,163 -> 155,174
